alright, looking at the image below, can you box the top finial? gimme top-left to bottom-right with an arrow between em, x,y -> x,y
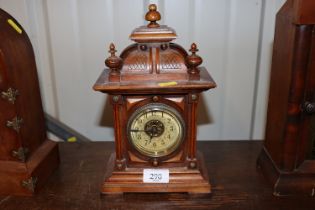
145,4 -> 161,28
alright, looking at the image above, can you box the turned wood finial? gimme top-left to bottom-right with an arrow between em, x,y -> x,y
145,4 -> 161,28
109,43 -> 116,56
186,43 -> 203,75
105,43 -> 122,75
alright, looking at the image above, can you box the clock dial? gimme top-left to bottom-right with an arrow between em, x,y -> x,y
128,104 -> 184,157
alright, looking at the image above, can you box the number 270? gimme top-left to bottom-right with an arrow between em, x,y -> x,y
150,173 -> 162,180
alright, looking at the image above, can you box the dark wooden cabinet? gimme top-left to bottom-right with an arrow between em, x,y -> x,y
0,9 -> 59,196
257,0 -> 315,196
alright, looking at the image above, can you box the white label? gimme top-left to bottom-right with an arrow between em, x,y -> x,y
143,169 -> 169,183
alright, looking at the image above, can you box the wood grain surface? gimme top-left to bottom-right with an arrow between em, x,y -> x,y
0,8 -> 59,195
0,141 -> 314,210
258,0 -> 315,196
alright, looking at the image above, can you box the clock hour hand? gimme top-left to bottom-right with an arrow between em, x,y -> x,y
130,129 -> 145,132
149,133 -> 154,144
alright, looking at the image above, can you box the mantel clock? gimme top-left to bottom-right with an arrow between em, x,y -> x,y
94,4 -> 216,194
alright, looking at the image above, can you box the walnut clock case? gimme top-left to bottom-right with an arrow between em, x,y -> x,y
94,5 -> 216,194
257,0 -> 315,196
0,9 -> 59,195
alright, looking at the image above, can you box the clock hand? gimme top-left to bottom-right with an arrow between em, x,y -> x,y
148,133 -> 154,144
149,133 -> 154,144
130,129 -> 145,132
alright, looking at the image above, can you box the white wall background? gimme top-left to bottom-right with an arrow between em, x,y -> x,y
0,0 -> 286,141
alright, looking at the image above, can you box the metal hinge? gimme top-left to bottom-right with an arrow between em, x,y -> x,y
1,87 -> 19,104
12,147 -> 29,162
6,116 -> 23,132
21,177 -> 38,193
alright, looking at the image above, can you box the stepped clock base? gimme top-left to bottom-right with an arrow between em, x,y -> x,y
101,152 -> 211,194
0,140 -> 59,196
257,147 -> 315,196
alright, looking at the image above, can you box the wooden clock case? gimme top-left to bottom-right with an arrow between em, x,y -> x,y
94,5 -> 216,194
257,0 -> 315,196
0,9 -> 59,195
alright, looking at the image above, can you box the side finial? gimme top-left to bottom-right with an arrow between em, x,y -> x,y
190,43 -> 198,54
186,43 -> 203,75
109,43 -> 117,56
105,43 -> 122,78
145,4 -> 161,28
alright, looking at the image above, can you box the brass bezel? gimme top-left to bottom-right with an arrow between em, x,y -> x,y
127,103 -> 184,158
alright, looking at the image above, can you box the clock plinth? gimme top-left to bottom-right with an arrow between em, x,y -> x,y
94,4 -> 215,194
102,152 -> 210,194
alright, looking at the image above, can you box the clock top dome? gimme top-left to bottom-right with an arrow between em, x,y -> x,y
94,4 -> 216,93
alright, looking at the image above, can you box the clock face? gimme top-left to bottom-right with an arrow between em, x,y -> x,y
127,103 -> 184,157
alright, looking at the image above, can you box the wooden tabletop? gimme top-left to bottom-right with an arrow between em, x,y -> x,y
0,141 -> 314,210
